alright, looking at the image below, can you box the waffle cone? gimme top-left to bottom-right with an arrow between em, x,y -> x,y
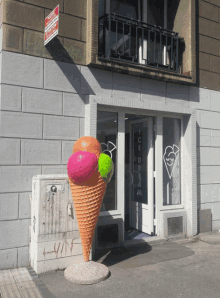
69,171 -> 106,262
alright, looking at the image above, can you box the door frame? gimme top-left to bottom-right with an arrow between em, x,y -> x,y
96,106 -> 187,240
155,115 -> 184,237
128,117 -> 154,234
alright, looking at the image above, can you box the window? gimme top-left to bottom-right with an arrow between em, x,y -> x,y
97,111 -> 118,211
163,118 -> 181,205
98,0 -> 182,73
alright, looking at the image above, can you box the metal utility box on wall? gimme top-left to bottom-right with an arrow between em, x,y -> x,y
30,175 -> 86,274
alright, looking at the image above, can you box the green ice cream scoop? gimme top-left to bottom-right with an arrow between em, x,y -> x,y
98,153 -> 113,179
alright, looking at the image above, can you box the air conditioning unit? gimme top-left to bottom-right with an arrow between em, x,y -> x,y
30,175 -> 88,274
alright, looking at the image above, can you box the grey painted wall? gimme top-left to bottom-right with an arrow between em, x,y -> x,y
0,50 -> 219,269
195,89 -> 220,231
0,51 -> 85,269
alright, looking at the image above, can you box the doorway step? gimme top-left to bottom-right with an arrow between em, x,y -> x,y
124,228 -> 166,247
124,228 -> 155,241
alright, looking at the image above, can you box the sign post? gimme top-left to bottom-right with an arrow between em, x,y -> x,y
44,5 -> 59,46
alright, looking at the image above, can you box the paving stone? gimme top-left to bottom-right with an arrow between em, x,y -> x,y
0,282 -> 23,298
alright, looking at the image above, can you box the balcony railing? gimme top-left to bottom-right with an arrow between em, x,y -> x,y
98,13 -> 184,74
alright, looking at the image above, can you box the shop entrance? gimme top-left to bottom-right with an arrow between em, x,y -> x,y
125,115 -> 154,236
96,109 -> 186,249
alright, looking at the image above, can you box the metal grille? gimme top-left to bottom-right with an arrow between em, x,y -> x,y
99,13 -> 184,74
167,216 -> 183,236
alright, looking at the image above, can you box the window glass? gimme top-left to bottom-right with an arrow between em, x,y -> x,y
163,118 -> 181,205
148,0 -> 164,27
99,0 -> 105,17
132,121 -> 148,204
97,111 -> 118,211
110,0 -> 138,19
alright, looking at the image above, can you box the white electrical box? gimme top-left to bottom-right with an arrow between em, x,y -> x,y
30,175 -> 87,274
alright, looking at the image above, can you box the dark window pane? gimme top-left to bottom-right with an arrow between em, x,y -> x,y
97,224 -> 119,247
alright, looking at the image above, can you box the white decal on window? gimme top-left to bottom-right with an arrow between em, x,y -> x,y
125,170 -> 142,188
101,141 -> 116,159
163,144 -> 179,179
126,170 -> 133,187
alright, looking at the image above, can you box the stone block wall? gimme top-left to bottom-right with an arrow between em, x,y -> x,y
0,0 -> 87,65
198,0 -> 220,90
0,0 -> 219,269
196,0 -> 220,231
0,50 -> 85,269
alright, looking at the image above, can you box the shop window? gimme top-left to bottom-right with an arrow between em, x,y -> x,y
163,118 -> 181,205
97,111 -> 118,211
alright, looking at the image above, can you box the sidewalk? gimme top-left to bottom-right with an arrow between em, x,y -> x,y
0,266 -> 52,298
1,231 -> 220,298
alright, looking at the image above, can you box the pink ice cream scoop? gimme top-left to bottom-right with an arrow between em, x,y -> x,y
67,151 -> 98,183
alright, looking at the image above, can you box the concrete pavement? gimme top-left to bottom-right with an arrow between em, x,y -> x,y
37,231 -> 220,298
0,267 -> 51,298
1,231 -> 220,298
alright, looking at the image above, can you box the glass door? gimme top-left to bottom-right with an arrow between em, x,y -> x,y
128,117 -> 154,234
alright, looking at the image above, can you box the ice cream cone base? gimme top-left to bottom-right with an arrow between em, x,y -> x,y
64,261 -> 110,284
69,171 -> 106,262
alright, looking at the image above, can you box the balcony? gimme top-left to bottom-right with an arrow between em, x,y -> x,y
98,13 -> 185,74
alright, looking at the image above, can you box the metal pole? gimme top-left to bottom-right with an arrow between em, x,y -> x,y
163,0 -> 167,65
105,0 -> 110,59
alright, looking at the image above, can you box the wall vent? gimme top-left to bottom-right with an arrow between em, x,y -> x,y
167,216 -> 183,236
162,211 -> 187,239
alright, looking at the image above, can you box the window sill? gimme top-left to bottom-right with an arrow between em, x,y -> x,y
88,55 -> 194,86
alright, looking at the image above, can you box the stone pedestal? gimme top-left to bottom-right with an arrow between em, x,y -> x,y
64,261 -> 110,284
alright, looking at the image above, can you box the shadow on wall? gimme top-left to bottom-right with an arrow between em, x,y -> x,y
45,37 -> 95,100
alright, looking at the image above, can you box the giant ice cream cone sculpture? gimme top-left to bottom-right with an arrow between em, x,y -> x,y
67,136 -> 114,262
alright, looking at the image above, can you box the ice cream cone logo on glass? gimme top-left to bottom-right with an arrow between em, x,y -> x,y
163,145 -> 179,179
67,136 -> 114,262
100,141 -> 116,159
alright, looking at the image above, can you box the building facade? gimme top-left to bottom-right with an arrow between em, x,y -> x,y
0,0 -> 220,269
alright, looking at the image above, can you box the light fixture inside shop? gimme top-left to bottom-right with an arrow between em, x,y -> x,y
114,118 -> 128,122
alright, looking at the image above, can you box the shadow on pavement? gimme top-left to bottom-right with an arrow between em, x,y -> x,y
95,243 -> 152,267
95,241 -> 194,269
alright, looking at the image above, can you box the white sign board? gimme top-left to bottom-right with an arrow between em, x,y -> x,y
44,5 -> 59,46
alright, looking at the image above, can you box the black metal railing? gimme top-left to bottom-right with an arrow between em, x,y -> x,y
98,13 -> 184,74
